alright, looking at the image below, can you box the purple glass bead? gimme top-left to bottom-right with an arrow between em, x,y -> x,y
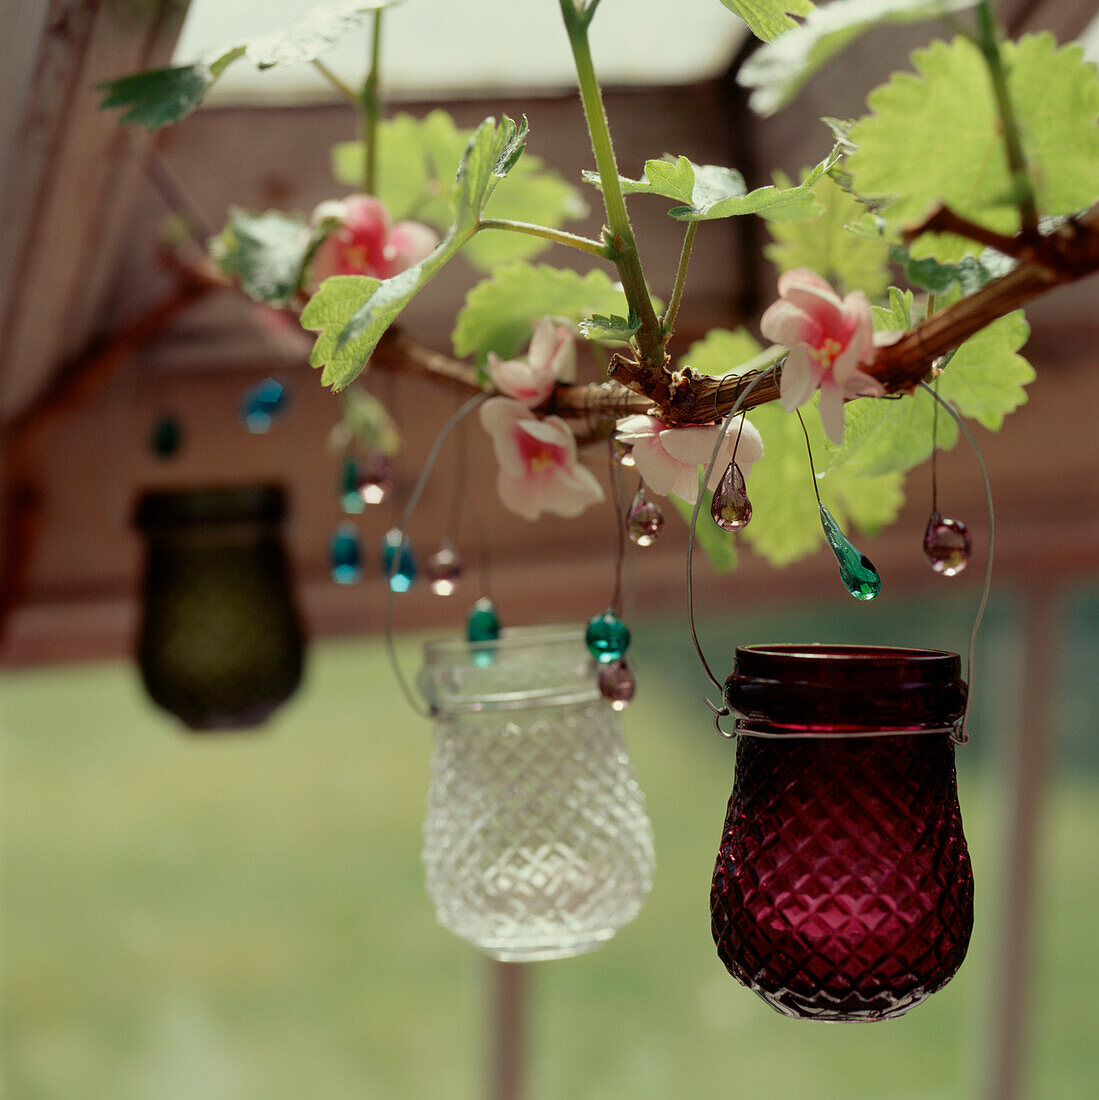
710,462 -> 752,531
357,452 -> 395,506
598,659 -> 635,711
923,511 -> 972,576
626,486 -> 664,547
426,541 -> 463,596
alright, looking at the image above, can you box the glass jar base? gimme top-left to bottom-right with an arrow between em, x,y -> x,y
754,985 -> 931,1022
475,929 -> 615,963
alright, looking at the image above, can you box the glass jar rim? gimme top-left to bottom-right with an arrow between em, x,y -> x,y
724,643 -> 967,735
421,623 -> 585,664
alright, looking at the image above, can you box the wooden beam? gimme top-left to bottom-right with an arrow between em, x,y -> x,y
0,0 -> 190,424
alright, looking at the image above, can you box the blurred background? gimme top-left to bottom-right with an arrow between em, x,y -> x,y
2,1 -> 1098,1097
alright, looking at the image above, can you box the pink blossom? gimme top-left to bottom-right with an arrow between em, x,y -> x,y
759,268 -> 883,445
311,195 -> 438,283
480,397 -> 604,521
615,413 -> 763,505
487,317 -> 576,407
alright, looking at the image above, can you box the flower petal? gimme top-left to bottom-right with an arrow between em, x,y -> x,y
631,438 -> 683,497
615,414 -> 663,444
818,382 -> 847,446
760,299 -> 820,349
779,347 -> 817,411
387,220 -> 439,273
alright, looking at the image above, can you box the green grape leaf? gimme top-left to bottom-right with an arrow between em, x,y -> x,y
888,244 -> 1014,294
305,116 -> 526,389
246,1 -> 399,69
938,310 -> 1033,429
209,208 -> 313,305
578,312 -> 640,343
765,170 -> 891,296
99,3 -> 401,130
334,110 -> 586,267
671,493 -> 738,574
739,0 -> 977,116
96,60 -> 236,130
334,387 -> 401,456
682,327 -> 764,376
871,286 -> 914,331
453,263 -> 629,364
848,34 -> 1099,261
716,0 -> 815,42
743,401 -> 904,566
301,275 -> 383,389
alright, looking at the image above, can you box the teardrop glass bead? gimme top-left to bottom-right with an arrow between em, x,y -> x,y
381,528 -> 417,593
818,504 -> 881,601
467,597 -> 500,667
339,456 -> 365,514
599,659 -> 636,711
240,377 -> 287,434
923,511 -> 972,576
426,540 -> 463,596
150,414 -> 182,458
586,610 -> 631,664
357,452 -> 395,505
626,486 -> 664,546
329,524 -> 363,584
710,462 -> 752,531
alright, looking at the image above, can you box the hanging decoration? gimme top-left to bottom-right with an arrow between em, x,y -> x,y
381,527 -> 417,592
356,451 -> 395,505
149,413 -> 183,459
625,484 -> 664,546
134,485 -> 304,730
710,644 -> 973,1020
419,625 -> 655,960
330,523 -> 364,584
425,539 -> 463,596
239,377 -> 289,434
923,382 -> 973,575
339,456 -> 366,514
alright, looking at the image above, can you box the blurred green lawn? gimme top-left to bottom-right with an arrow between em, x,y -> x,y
2,606 -> 1097,1098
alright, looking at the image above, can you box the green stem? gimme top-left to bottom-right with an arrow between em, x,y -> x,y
974,0 -> 1038,235
311,59 -> 359,105
662,222 -> 698,337
477,219 -> 612,257
361,10 -> 385,195
558,0 -> 662,358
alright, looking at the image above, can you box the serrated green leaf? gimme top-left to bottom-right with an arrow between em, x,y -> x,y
301,275 -> 383,389
743,401 -> 904,566
682,328 -> 764,376
848,34 -> 1099,261
209,208 -> 313,305
938,310 -> 1033,429
671,493 -> 739,574
578,313 -> 640,343
717,0 -> 815,42
452,264 -> 629,364
336,388 -> 400,455
672,146 -> 839,221
765,171 -> 891,296
246,1 -> 399,69
97,64 -> 222,130
739,0 -> 977,116
888,244 -> 1014,294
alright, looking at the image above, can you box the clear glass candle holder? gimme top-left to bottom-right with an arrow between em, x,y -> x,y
418,625 -> 655,962
711,644 -> 973,1021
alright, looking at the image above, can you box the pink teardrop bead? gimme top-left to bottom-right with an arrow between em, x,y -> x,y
923,512 -> 972,576
599,659 -> 636,710
626,486 -> 664,547
711,462 -> 752,531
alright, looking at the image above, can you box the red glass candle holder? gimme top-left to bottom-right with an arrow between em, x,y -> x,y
710,644 -> 973,1021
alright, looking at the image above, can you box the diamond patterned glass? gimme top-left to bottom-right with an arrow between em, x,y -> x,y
711,645 -> 973,1021
135,486 -> 304,730
419,626 -> 655,961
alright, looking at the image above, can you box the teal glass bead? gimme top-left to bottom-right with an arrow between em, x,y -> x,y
586,610 -> 631,664
382,528 -> 417,593
818,504 -> 881,601
329,524 -> 363,584
150,414 -> 182,458
339,456 -> 365,514
466,597 -> 500,667
240,378 -> 287,433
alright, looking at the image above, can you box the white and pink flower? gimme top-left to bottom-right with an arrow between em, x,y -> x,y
615,413 -> 763,505
759,268 -> 882,445
311,195 -> 438,284
480,397 -> 604,521
487,317 -> 576,407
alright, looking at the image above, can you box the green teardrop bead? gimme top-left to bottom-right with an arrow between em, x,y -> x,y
467,597 -> 500,667
818,504 -> 881,601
